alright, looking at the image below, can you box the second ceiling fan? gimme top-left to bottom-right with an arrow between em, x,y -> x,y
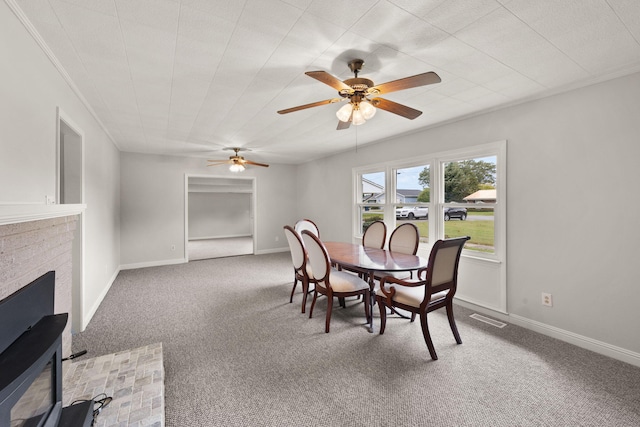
277,59 -> 441,130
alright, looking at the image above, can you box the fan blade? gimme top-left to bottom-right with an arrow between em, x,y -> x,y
369,71 -> 440,95
337,120 -> 351,130
371,98 -> 423,120
244,160 -> 269,168
277,98 -> 341,114
305,71 -> 352,92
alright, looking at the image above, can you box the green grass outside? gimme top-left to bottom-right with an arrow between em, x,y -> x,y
362,211 -> 495,252
467,210 -> 493,216
413,220 -> 494,251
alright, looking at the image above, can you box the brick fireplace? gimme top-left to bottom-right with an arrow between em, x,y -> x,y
0,211 -> 81,357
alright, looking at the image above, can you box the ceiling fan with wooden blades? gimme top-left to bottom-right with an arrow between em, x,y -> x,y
207,147 -> 269,172
277,59 -> 441,130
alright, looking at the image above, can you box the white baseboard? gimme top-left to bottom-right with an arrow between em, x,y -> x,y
82,267 -> 121,331
120,257 -> 186,271
255,247 -> 289,255
189,234 -> 252,241
455,299 -> 640,368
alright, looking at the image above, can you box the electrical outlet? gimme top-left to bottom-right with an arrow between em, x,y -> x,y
45,195 -> 55,205
541,292 -> 553,307
275,235 -> 279,242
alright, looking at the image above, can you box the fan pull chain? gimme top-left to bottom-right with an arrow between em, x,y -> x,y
355,124 -> 358,153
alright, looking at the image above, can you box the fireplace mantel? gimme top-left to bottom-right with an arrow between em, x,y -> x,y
0,204 -> 86,226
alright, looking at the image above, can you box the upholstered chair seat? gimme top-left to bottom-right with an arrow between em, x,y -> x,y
375,284 -> 448,308
315,269 -> 370,293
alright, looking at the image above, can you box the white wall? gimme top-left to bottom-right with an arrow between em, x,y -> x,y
120,152 -> 296,267
296,72 -> 640,360
0,2 -> 121,330
188,192 -> 252,239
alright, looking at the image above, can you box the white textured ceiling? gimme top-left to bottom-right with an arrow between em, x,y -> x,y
12,0 -> 640,165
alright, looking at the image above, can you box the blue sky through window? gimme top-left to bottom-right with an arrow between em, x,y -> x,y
364,156 -> 496,191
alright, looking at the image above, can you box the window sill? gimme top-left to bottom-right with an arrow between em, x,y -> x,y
461,253 -> 502,264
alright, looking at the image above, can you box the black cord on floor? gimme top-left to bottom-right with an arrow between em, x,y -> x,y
62,349 -> 87,361
70,393 -> 113,426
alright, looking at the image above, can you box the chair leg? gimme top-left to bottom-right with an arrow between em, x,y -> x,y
309,290 -> 318,319
419,312 -> 438,360
289,276 -> 298,303
300,277 -> 308,314
338,297 -> 345,308
410,313 -> 417,322
363,290 -> 371,324
446,302 -> 462,344
377,296 -> 387,334
325,295 -> 333,333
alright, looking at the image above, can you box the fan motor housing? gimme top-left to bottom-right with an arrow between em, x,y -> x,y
341,77 -> 373,97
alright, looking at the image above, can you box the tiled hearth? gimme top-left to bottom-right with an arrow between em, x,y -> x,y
63,343 -> 165,427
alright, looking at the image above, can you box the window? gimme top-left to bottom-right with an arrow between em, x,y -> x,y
358,171 -> 385,235
441,156 -> 497,255
354,141 -> 505,261
394,164 -> 430,246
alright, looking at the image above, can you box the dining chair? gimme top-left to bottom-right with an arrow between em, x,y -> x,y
341,220 -> 387,283
372,222 -> 419,281
283,225 -> 313,313
294,218 -> 320,238
376,236 -> 469,360
362,220 -> 386,249
301,230 -> 371,333
388,222 -> 419,255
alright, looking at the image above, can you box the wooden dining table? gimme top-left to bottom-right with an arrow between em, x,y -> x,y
324,241 -> 429,332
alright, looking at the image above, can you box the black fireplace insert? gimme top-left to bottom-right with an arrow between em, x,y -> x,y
0,271 -> 93,427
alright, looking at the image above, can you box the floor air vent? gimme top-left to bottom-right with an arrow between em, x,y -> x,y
470,313 -> 507,328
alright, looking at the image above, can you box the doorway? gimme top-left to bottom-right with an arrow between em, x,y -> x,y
185,175 -> 256,260
57,108 -> 84,333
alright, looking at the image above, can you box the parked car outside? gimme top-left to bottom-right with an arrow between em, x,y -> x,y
395,206 -> 428,220
444,207 -> 467,221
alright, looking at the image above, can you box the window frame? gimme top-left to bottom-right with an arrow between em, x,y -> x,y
354,166 -> 388,237
353,140 -> 506,263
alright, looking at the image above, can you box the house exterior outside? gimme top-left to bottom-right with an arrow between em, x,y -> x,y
463,189 -> 496,204
363,179 -> 424,204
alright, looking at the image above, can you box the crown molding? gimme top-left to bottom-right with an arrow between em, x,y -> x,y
5,0 -> 120,150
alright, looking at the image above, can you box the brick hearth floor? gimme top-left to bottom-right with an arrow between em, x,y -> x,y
62,342 -> 164,426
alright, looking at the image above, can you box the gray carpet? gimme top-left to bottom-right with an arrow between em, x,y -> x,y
72,253 -> 640,426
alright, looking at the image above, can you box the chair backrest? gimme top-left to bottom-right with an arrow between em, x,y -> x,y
300,230 -> 330,284
388,223 -> 419,255
283,225 -> 306,271
362,220 -> 386,249
422,236 -> 470,295
295,219 -> 320,238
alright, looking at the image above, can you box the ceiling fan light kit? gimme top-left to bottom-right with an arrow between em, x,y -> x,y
229,163 -> 245,172
207,147 -> 269,172
278,58 -> 440,130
